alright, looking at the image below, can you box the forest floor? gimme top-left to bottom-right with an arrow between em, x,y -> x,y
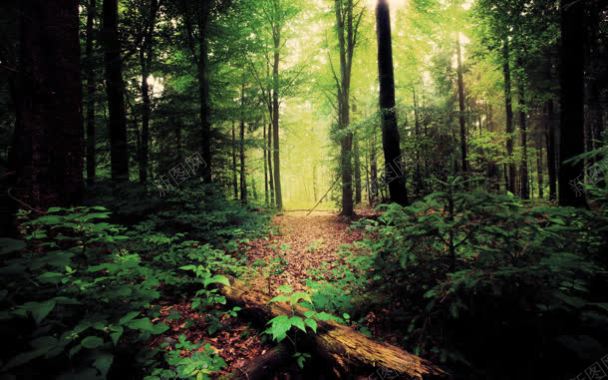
152,210 -> 375,377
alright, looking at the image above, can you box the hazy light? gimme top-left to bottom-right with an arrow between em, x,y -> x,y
365,0 -> 406,10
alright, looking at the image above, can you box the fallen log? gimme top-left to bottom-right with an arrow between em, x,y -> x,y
221,278 -> 449,380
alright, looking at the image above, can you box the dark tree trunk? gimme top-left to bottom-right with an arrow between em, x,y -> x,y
502,38 -> 516,194
518,74 -> 530,199
537,132 -> 544,199
14,0 -> 84,207
354,135 -> 362,204
272,32 -> 283,210
558,0 -> 587,207
239,83 -> 247,204
413,88 -> 423,195
263,121 -> 269,206
85,0 -> 97,186
545,99 -> 558,201
232,122 -> 238,199
198,0 -> 212,182
138,0 -> 159,184
102,0 -> 129,182
456,38 -> 468,174
376,0 -> 408,206
370,130 -> 379,204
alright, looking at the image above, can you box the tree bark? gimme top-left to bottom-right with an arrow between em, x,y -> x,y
85,0 -> 97,186
239,83 -> 247,204
376,0 -> 408,206
102,0 -> 129,183
354,134 -> 362,204
232,122 -> 238,199
517,73 -> 529,199
456,38 -> 468,174
272,26 -> 283,210
14,0 -> 84,206
413,88 -> 423,195
558,0 -> 587,207
545,99 -> 558,201
263,121 -> 269,206
502,38 -> 516,194
198,0 -> 212,182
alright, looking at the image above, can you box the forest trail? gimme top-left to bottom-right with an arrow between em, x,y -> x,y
244,210 -> 366,294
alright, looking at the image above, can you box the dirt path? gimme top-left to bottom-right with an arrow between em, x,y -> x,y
244,211 -> 365,294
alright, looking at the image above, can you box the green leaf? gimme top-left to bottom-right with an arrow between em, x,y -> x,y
110,326 -> 124,346
0,238 -> 26,255
203,275 -> 230,288
304,318 -> 318,333
277,284 -> 293,294
81,336 -> 104,349
289,316 -> 306,332
265,315 -> 291,342
290,292 -> 312,305
23,300 -> 56,324
2,348 -> 47,370
269,295 -> 290,303
93,353 -> 114,378
118,311 -> 140,325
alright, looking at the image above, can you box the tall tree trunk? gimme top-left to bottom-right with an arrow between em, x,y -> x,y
518,74 -> 530,199
232,122 -> 238,199
85,0 -> 97,186
239,83 -> 247,204
376,0 -> 408,205
335,0 -> 357,216
545,99 -> 558,201
14,0 -> 84,206
199,0 -> 212,182
102,0 -> 129,182
558,0 -> 587,207
272,30 -> 283,210
263,121 -> 269,206
413,87 -> 423,195
354,135 -> 362,204
456,37 -> 468,174
267,116 -> 274,206
502,38 -> 516,194
370,129 -> 379,204
138,0 -> 159,184
537,132 -> 544,199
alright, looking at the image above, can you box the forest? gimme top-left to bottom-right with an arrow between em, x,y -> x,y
0,0 -> 607,378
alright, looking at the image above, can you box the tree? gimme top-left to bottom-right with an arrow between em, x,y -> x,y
85,0 -> 97,186
102,0 -> 129,182
332,0 -> 363,216
198,0 -> 212,182
502,38 -> 516,194
376,0 -> 408,205
456,37 -> 468,174
558,0 -> 587,207
13,0 -> 84,206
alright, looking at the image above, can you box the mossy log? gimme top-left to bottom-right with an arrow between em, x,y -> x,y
221,278 -> 449,380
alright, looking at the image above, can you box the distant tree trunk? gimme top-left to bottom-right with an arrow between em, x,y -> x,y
102,0 -> 129,182
558,0 -> 587,207
14,0 -> 84,206
176,121 -> 183,163
585,1 -> 606,160
239,83 -> 247,204
502,38 -> 516,194
545,99 -> 558,201
263,121 -> 269,206
85,0 -> 97,186
370,130 -> 379,204
267,115 -> 274,206
354,135 -> 362,204
456,37 -> 468,174
334,0 -> 360,216
272,29 -> 283,210
138,0 -> 159,184
518,74 -> 530,199
376,0 -> 408,206
232,122 -> 238,199
198,0 -> 212,182
413,88 -> 423,195
537,133 -> 544,199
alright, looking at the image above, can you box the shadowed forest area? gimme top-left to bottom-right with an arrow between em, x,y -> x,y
1,0 -> 608,379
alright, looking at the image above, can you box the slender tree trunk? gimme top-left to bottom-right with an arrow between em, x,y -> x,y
267,115 -> 274,206
413,88 -> 423,195
272,31 -> 283,210
354,135 -> 362,204
263,121 -> 269,206
138,0 -> 159,184
85,0 -> 97,186
558,0 -> 587,207
502,38 -> 516,194
232,122 -> 238,199
14,0 -> 84,206
370,129 -> 379,204
545,99 -> 558,201
376,0 -> 408,205
537,132 -> 544,199
102,0 -> 129,182
199,0 -> 212,182
239,83 -> 247,204
518,74 -> 530,199
456,37 -> 468,174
